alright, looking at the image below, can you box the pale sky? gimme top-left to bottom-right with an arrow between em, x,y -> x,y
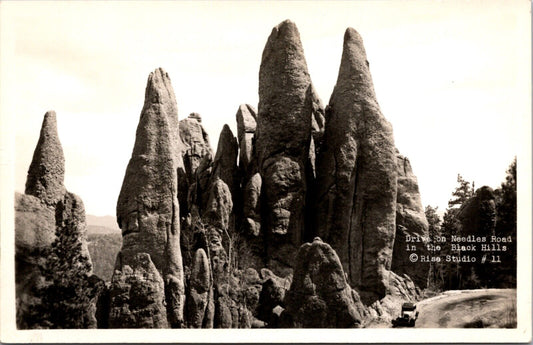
1,0 -> 530,217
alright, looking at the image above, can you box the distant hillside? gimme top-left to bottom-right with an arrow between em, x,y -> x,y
87,233 -> 122,282
87,225 -> 119,235
86,215 -> 120,231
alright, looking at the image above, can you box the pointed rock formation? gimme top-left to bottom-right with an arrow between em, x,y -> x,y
114,68 -> 185,327
315,28 -> 397,299
281,238 -> 365,328
391,154 -> 429,288
203,178 -> 233,233
256,20 -> 316,276
212,125 -> 238,204
25,111 -> 66,206
236,104 -> 257,178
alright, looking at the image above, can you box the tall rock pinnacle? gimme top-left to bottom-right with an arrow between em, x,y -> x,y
256,20 -> 316,275
25,111 -> 66,206
315,28 -> 398,299
114,68 -> 185,327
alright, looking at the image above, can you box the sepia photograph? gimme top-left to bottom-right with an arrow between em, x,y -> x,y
0,0 -> 531,343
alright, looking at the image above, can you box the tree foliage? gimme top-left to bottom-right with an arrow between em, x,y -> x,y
38,217 -> 95,328
493,158 -> 517,287
448,174 -> 474,209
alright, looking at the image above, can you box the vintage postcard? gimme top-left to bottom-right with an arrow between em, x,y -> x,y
0,0 -> 531,343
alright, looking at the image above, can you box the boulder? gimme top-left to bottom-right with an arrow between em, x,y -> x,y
281,238 -> 364,328
115,68 -> 185,327
391,154 -> 429,288
256,20 -> 317,276
315,28 -> 397,299
108,253 -> 168,328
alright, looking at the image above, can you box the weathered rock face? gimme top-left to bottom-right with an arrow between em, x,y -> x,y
256,20 -> 317,276
315,28 -> 397,299
15,193 -> 56,252
109,253 -> 168,328
203,178 -> 233,234
242,173 -> 262,238
25,111 -> 66,207
178,113 -> 213,216
236,104 -> 257,178
281,238 -> 365,328
256,269 -> 291,326
15,193 -> 55,329
114,68 -> 185,327
56,191 -> 93,267
391,154 -> 429,288
186,248 -> 212,328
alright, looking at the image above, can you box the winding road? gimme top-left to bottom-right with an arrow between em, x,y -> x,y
415,289 -> 516,328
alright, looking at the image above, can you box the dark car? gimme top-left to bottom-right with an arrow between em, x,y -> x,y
392,302 -> 419,327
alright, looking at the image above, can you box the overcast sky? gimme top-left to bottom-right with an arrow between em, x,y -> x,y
1,0 -> 530,217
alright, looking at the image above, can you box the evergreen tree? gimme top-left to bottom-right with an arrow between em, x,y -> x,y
440,174 -> 474,290
494,158 -> 517,287
425,205 -> 443,290
39,217 -> 94,328
448,174 -> 474,209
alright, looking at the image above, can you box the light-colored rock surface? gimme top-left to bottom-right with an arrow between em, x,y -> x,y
391,154 -> 429,288
114,68 -> 185,327
315,28 -> 397,299
256,20 -> 317,276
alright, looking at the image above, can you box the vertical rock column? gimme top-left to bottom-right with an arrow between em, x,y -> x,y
256,20 -> 316,276
392,153 -> 430,288
236,104 -> 264,269
315,28 -> 398,299
112,68 -> 185,327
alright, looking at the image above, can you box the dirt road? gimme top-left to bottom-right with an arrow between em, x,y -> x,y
415,288 -> 516,328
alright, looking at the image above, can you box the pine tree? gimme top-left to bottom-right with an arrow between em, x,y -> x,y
448,174 -> 474,209
39,217 -> 94,328
494,158 -> 517,287
425,205 -> 443,290
440,174 -> 474,290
